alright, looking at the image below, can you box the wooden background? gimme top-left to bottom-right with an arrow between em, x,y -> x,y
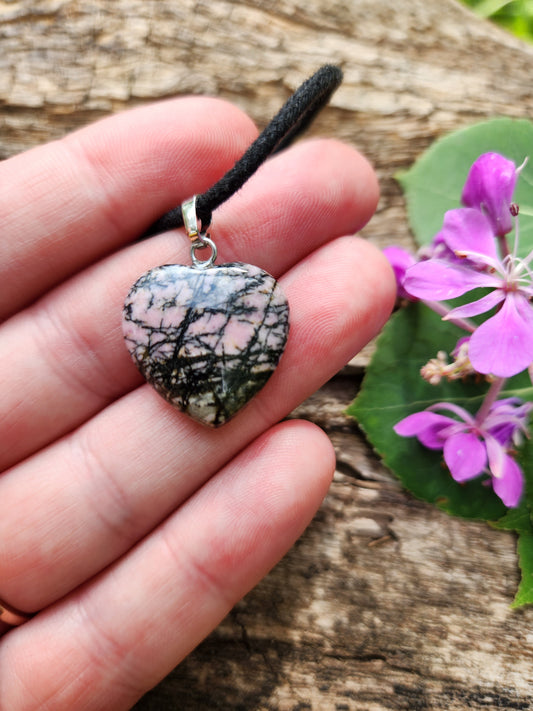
2,1 -> 533,708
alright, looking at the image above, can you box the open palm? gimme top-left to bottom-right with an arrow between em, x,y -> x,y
0,97 -> 394,710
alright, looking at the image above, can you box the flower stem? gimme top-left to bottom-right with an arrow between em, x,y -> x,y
498,233 -> 511,260
424,300 -> 476,333
475,377 -> 506,425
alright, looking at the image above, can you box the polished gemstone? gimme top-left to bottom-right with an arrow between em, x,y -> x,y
122,262 -> 290,427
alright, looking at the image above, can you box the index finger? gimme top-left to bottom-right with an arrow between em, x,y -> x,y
0,97 -> 258,320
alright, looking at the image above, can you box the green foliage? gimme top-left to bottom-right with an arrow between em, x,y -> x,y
463,0 -> 533,43
513,532 -> 533,606
350,118 -> 533,606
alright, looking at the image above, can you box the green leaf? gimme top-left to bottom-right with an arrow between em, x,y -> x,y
348,301 -> 533,521
397,117 -> 533,256
512,532 -> 533,607
492,502 -> 532,534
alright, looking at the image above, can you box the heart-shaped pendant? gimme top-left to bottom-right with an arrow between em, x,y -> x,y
122,262 -> 289,427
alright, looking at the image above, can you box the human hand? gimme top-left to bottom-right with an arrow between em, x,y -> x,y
0,97 -> 394,710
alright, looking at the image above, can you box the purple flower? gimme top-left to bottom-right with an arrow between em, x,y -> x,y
383,246 -> 417,300
403,207 -> 533,378
486,397 -> 533,449
461,152 -> 517,236
394,398 -> 532,507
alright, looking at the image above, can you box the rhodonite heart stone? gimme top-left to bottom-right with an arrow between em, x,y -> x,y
122,262 -> 290,427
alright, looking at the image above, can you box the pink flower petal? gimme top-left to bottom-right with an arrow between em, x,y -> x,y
492,454 -> 524,507
469,292 -> 533,377
485,400 -> 533,448
444,432 -> 487,482
485,433 -> 505,480
404,259 -> 495,301
446,289 -> 505,320
394,412 -> 455,449
427,401 -> 474,423
440,208 -> 498,261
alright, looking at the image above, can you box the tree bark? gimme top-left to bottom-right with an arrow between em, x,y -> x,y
3,1 -> 533,708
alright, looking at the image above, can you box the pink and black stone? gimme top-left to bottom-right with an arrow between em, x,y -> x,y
122,262 -> 290,427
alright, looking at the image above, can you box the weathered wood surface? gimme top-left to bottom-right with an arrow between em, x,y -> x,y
3,0 -> 533,708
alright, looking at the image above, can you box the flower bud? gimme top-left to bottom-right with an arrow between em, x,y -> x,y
461,152 -> 517,236
382,246 -> 416,300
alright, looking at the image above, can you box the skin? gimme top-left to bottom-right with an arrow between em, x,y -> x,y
0,96 -> 395,710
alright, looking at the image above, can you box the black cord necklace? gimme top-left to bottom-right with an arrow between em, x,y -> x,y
143,65 -> 343,238
122,65 -> 343,427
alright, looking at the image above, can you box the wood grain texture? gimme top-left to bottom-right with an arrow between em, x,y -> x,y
3,1 -> 533,708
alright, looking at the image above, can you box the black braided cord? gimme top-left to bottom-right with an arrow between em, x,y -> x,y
142,65 -> 343,238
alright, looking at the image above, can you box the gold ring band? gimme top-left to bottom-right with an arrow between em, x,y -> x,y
0,599 -> 32,627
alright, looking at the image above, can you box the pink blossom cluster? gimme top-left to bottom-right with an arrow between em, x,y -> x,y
386,153 -> 533,507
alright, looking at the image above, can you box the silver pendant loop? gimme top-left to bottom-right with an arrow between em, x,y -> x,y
181,196 -> 218,268
191,235 -> 218,269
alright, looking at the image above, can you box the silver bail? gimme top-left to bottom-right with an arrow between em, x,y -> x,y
181,196 -> 218,269
181,196 -> 200,242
